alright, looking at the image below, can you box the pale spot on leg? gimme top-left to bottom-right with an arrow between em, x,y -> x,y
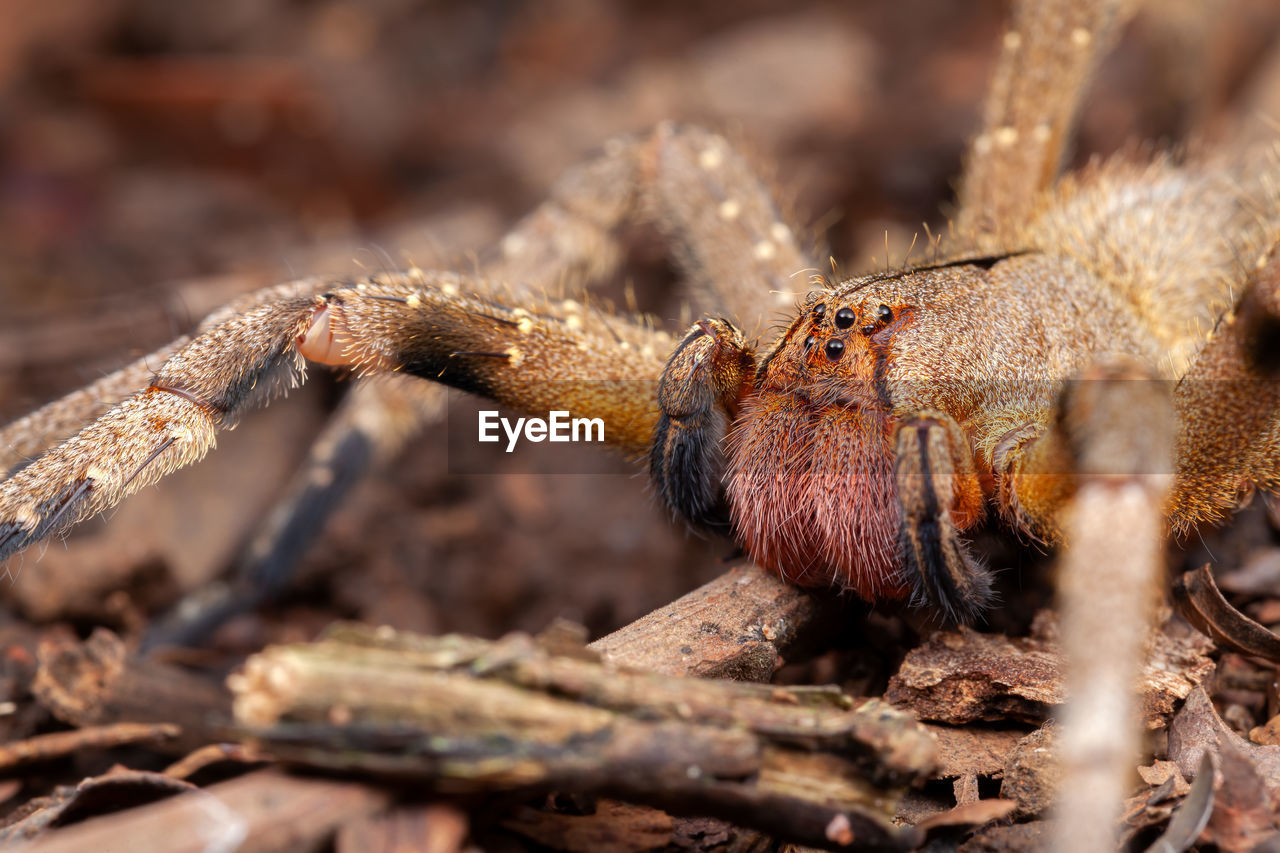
501,233 -> 526,258
769,222 -> 792,244
84,463 -> 114,484
718,199 -> 741,221
753,240 -> 777,261
1071,27 -> 1091,48
698,146 -> 724,170
994,126 -> 1018,148
11,505 -> 40,530
504,346 -> 526,368
1003,31 -> 1022,51
1033,123 -> 1052,144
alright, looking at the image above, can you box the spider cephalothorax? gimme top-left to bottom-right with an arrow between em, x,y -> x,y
653,229 -> 1268,626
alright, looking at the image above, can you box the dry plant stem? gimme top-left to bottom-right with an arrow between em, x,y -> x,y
163,743 -> 264,780
0,722 -> 179,770
1051,369 -> 1173,853
229,624 -> 935,851
956,0 -> 1132,244
21,768 -> 392,853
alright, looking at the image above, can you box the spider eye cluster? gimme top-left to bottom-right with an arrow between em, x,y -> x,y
804,301 -> 898,363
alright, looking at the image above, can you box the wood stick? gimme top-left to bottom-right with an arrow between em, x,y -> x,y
228,623 -> 934,851
589,564 -> 838,680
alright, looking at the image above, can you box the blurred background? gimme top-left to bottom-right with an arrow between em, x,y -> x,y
0,0 -> 1278,651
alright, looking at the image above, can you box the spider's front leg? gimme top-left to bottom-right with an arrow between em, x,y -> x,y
892,412 -> 992,625
650,318 -> 755,536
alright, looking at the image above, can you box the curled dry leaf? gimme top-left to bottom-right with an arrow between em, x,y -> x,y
1172,565 -> 1280,663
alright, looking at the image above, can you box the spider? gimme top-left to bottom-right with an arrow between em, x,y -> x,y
2,0 -> 1279,850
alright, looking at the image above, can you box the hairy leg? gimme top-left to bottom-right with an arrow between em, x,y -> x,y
6,121 -> 817,608
893,412 -> 991,624
1172,242 -> 1280,531
650,318 -> 755,536
955,0 -> 1133,246
0,273 -> 672,566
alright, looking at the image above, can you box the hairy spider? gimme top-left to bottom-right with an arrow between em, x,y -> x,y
2,1 -> 1280,850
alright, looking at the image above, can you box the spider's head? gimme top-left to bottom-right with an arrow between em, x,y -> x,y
723,281 -> 919,601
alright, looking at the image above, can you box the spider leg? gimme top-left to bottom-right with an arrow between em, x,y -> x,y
0,340 -> 189,478
955,0 -> 1133,246
641,123 -> 820,331
0,270 -> 676,567
1171,242 -> 1280,531
650,318 -> 755,535
892,412 -> 992,624
214,123 -> 813,638
142,140 -> 649,645
0,280 -> 335,564
8,121 -> 816,629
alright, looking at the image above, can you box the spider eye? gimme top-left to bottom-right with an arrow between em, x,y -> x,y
812,302 -> 826,318
824,339 -> 845,361
804,334 -> 816,349
876,305 -> 893,324
834,307 -> 856,329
